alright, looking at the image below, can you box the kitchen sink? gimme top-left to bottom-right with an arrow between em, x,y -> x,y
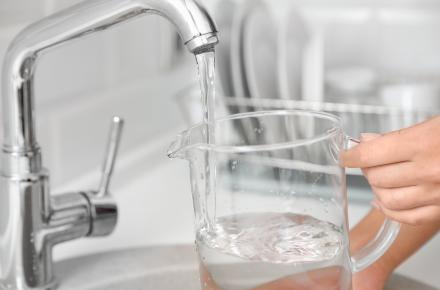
57,245 -> 199,290
56,245 -> 436,290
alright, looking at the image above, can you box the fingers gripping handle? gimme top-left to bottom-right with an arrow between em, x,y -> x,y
97,116 -> 124,197
346,136 -> 401,273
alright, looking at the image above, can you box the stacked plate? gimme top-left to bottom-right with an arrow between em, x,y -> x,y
212,0 -> 309,102
181,0 -> 440,141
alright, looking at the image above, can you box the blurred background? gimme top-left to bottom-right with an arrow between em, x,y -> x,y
0,0 -> 440,288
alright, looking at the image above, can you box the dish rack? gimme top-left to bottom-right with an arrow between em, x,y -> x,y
219,96 -> 438,137
176,87 -> 439,178
177,87 -> 438,136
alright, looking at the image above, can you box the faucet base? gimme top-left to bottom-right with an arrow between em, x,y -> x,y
0,279 -> 56,290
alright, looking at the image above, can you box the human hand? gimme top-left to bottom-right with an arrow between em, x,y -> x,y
341,117 -> 440,225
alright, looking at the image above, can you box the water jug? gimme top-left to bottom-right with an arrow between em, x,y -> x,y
168,110 -> 400,290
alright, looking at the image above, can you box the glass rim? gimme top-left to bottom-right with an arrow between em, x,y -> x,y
172,110 -> 343,154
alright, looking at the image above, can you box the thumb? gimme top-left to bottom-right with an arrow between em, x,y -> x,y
341,133 -> 381,167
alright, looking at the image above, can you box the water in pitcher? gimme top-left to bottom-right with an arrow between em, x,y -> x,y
196,212 -> 352,290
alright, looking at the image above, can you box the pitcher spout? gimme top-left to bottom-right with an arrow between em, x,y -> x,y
169,121 -> 213,159
168,132 -> 189,159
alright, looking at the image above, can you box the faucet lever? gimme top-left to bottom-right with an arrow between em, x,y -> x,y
97,116 -> 124,197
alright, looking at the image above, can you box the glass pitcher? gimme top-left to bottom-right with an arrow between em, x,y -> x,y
168,110 -> 400,290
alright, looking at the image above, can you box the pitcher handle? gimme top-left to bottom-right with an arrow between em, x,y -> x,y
346,137 -> 401,273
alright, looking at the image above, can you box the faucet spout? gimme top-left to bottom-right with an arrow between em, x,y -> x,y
1,0 -> 218,174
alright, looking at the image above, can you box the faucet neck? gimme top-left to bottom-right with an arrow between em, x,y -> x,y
1,0 -> 218,174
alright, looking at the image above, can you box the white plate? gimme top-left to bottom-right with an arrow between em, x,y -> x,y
230,0 -> 260,99
229,0 -> 258,144
243,1 -> 279,101
263,0 -> 309,100
241,0 -> 309,101
213,0 -> 238,97
280,6 -> 309,100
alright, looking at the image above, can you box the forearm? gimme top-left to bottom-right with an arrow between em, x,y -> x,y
350,209 -> 440,275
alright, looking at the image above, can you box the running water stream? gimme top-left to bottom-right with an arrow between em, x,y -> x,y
196,50 -> 217,143
195,50 -> 217,230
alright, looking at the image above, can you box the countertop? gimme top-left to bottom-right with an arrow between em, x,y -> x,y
56,245 -> 438,290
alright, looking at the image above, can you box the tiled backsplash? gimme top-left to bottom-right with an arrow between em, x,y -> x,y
0,0 -> 195,188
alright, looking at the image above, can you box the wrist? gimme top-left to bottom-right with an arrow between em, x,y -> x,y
370,257 -> 394,283
353,261 -> 390,290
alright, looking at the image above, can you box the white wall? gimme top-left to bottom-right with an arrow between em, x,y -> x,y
317,0 -> 440,77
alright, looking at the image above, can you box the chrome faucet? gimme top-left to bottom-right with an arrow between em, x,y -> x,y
0,0 -> 218,289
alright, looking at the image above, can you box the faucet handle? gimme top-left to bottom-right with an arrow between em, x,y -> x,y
97,116 -> 124,197
81,116 -> 124,237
